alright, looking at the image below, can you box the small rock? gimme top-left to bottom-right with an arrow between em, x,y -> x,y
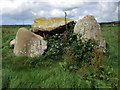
10,39 -> 15,48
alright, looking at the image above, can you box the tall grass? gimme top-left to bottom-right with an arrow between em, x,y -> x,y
2,24 -> 119,88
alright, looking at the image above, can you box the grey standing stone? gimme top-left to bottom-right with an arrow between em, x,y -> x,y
74,15 -> 106,48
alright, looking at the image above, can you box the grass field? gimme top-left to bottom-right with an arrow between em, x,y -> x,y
1,24 -> 119,89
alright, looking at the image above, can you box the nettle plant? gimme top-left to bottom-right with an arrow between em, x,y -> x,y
44,33 -> 65,60
44,26 -> 98,71
44,22 -> 77,60
61,35 -> 97,71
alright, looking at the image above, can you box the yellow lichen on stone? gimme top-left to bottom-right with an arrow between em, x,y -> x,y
32,17 -> 74,31
34,17 -> 72,23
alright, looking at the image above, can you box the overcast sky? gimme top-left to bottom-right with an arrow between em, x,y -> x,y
0,0 -> 119,25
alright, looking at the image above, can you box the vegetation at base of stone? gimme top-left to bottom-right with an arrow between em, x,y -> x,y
26,22 -> 97,68
2,24 -> 119,89
45,33 -> 96,68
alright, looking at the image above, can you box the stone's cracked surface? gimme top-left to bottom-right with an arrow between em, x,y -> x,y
74,15 -> 106,48
14,27 -> 47,57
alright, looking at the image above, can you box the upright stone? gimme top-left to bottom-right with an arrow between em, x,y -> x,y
14,27 -> 47,57
74,15 -> 106,48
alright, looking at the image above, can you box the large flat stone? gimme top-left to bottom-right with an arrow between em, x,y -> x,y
32,17 -> 75,31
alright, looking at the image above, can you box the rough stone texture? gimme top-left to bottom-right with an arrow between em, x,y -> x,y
10,39 -> 15,48
31,17 -> 75,36
14,27 -> 47,57
32,17 -> 75,31
74,15 -> 106,48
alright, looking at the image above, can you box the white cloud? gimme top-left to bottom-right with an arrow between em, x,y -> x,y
48,0 -> 85,10
0,19 -> 2,25
92,2 -> 118,22
0,0 -> 119,24
50,9 -> 64,17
